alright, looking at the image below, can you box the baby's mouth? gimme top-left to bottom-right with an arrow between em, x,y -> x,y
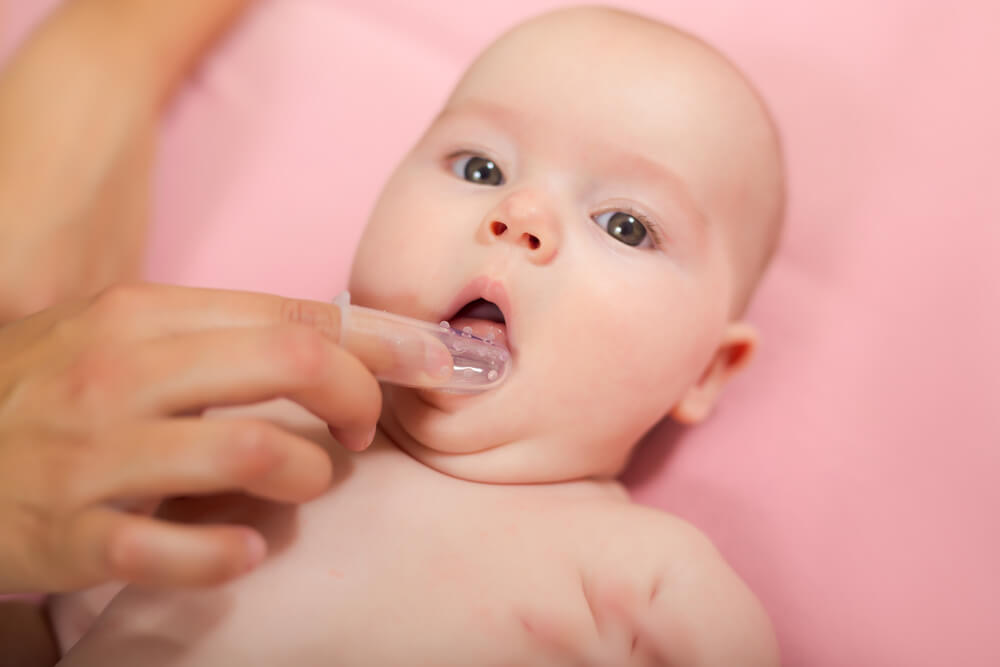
447,298 -> 509,350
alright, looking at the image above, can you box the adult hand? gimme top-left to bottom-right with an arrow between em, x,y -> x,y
0,284 -> 439,594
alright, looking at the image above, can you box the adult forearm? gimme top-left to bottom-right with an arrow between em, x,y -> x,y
0,0 -> 257,321
74,0 -> 258,100
0,0 -> 257,225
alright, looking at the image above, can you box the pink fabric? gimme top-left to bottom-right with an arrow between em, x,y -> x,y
3,1 -> 999,664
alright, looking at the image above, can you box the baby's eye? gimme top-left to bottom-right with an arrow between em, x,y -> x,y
592,211 -> 651,248
451,154 -> 504,186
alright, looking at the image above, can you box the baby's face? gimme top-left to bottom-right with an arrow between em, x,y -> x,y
349,9 -> 782,483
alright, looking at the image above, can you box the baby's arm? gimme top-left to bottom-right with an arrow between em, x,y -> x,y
632,519 -> 780,666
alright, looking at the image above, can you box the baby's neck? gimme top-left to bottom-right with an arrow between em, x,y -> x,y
373,425 -> 629,502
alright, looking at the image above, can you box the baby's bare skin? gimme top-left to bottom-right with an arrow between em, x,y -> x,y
56,403 -> 774,666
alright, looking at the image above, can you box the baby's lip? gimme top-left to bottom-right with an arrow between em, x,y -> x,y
440,277 -> 515,352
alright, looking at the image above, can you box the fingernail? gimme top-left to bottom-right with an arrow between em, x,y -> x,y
359,426 -> 377,450
424,341 -> 454,378
244,532 -> 267,571
336,425 -> 376,452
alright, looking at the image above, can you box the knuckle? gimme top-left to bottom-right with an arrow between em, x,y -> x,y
229,419 -> 272,449
60,344 -> 131,410
0,282 -> 61,321
279,298 -> 339,338
40,435 -> 94,508
88,283 -> 149,325
222,421 -> 284,483
273,326 -> 329,382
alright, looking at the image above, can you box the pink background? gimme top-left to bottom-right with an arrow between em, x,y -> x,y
3,1 -> 999,665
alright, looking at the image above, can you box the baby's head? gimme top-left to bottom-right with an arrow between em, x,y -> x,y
349,6 -> 785,483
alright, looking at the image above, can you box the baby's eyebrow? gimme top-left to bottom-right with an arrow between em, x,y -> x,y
435,99 -> 527,134
601,151 -> 709,233
575,147 -> 709,243
437,99 -> 708,233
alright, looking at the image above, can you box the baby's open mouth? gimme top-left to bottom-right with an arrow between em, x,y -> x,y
447,298 -> 509,349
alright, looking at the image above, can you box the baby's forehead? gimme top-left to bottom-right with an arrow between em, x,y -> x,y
450,13 -> 768,160
447,16 -> 766,207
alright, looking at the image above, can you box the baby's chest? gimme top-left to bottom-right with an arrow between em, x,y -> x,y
222,486 -> 647,665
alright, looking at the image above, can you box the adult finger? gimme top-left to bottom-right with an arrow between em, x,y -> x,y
69,507 -> 266,589
78,285 -> 451,381
21,284 -> 454,391
79,284 -> 347,341
122,326 -> 383,450
85,418 -> 333,506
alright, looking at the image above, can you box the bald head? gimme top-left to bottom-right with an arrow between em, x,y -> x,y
354,6 -> 788,478
451,6 -> 785,315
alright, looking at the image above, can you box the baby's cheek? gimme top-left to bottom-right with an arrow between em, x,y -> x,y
576,288 -> 721,416
351,204 -> 443,303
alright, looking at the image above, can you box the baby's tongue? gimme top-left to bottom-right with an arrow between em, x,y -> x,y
448,317 -> 509,350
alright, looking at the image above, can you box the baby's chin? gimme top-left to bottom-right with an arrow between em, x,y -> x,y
378,386 -> 630,484
380,384 -> 513,456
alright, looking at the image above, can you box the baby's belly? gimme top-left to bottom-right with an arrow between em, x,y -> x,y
61,415 -> 621,666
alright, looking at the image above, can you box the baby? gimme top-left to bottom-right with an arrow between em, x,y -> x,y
53,6 -> 785,665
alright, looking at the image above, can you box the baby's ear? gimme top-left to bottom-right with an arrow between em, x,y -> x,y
670,322 -> 759,425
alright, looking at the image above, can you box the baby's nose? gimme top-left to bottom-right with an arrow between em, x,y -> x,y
483,190 -> 561,264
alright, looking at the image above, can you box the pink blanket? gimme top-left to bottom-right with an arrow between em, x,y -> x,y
3,1 -> 998,664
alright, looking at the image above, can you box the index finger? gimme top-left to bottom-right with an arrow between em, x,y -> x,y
85,283 -> 346,341
81,284 -> 456,387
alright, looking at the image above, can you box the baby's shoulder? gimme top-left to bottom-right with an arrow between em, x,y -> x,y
573,501 -> 780,666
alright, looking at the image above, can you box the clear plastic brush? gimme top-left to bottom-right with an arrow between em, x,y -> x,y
333,292 -> 511,393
